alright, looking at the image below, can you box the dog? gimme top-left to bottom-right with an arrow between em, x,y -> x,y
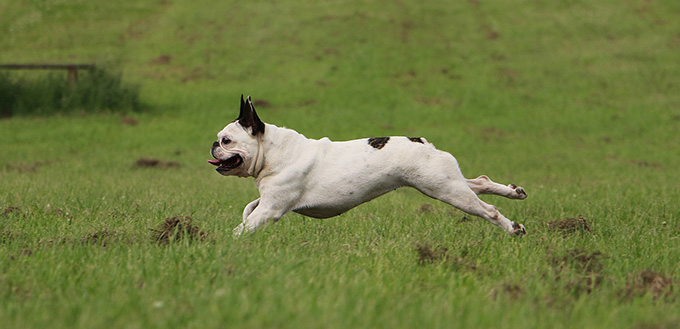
209,95 -> 527,236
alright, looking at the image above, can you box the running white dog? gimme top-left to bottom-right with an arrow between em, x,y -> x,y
209,95 -> 527,236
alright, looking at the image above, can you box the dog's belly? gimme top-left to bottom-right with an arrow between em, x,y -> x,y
291,183 -> 400,219
292,207 -> 347,219
292,192 -> 372,218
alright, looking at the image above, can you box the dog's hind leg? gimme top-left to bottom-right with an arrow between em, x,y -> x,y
409,153 -> 526,236
421,180 -> 526,236
466,175 -> 527,200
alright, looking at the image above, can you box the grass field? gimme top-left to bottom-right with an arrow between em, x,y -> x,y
2,1 -> 680,328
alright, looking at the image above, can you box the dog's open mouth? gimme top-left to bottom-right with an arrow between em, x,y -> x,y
207,155 -> 243,172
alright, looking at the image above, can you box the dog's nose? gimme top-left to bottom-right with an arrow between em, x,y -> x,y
211,141 -> 219,158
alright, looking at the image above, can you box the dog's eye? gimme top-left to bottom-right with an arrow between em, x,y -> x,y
221,137 -> 231,145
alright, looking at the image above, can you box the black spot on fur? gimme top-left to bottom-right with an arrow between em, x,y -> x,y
408,137 -> 424,143
368,137 -> 390,149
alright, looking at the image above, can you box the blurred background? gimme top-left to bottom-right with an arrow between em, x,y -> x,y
2,1 -> 680,328
3,1 -> 678,178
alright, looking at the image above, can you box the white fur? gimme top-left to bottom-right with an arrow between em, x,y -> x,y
212,120 -> 527,236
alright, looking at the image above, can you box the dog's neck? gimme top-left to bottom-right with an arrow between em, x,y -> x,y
249,134 -> 266,178
251,124 -> 314,183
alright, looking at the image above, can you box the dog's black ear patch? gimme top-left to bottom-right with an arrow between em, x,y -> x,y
368,137 -> 390,149
238,94 -> 265,135
408,137 -> 424,144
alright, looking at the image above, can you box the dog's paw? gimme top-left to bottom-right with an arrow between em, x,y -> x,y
508,184 -> 528,200
232,223 -> 245,237
510,222 -> 527,237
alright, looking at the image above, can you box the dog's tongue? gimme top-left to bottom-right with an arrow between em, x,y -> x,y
207,159 -> 221,166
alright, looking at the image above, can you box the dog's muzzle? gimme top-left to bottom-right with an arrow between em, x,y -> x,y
208,155 -> 243,173
209,141 -> 243,173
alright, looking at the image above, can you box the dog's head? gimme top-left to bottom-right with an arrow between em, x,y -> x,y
209,95 -> 265,177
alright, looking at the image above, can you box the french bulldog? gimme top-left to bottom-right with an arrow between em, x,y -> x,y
210,95 -> 527,236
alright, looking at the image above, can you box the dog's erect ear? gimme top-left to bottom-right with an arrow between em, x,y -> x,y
237,94 -> 265,135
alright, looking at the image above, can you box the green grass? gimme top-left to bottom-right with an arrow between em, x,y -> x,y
0,67 -> 141,116
1,0 -> 680,328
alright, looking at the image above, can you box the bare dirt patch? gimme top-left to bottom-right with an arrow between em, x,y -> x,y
623,270 -> 676,302
566,274 -> 604,295
548,216 -> 591,235
4,161 -> 52,173
80,230 -> 132,246
498,67 -> 519,84
150,54 -> 173,65
631,320 -> 680,329
550,248 -> 605,274
458,215 -> 473,223
1,230 -> 26,244
151,216 -> 206,245
417,203 -> 434,213
8,248 -> 33,260
399,20 -> 414,42
490,283 -> 523,301
549,248 -> 606,295
415,243 -> 478,271
252,99 -> 271,108
416,244 -> 448,265
479,126 -> 508,142
480,24 -> 500,40
297,99 -> 318,107
607,155 -> 663,169
133,157 -> 180,169
2,206 -> 22,217
120,115 -> 139,126
33,230 -> 137,247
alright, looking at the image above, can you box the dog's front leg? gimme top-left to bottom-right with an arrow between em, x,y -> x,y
233,198 -> 289,236
232,198 -> 260,236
